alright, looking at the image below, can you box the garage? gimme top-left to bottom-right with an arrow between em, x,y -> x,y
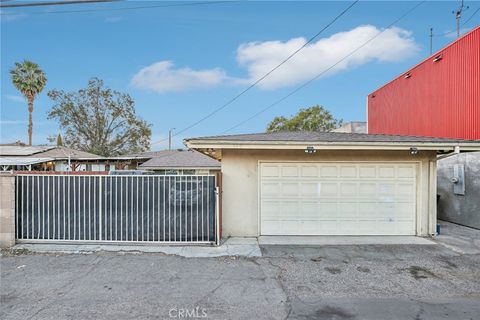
185,131 -> 480,238
260,162 -> 416,236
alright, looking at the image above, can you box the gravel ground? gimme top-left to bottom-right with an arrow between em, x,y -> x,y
1,243 -> 480,320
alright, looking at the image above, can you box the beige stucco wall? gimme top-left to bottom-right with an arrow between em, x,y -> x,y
220,149 -> 437,237
0,174 -> 16,248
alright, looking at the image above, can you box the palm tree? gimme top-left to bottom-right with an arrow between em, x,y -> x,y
10,60 -> 47,146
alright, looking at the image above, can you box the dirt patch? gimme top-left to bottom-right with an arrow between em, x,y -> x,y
0,248 -> 31,256
408,266 -> 437,280
314,306 -> 355,320
437,256 -> 458,269
324,267 -> 342,274
356,266 -> 370,273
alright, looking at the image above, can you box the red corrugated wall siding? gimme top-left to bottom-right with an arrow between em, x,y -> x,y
368,26 -> 480,140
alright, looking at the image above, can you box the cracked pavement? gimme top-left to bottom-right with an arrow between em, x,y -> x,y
2,242 -> 480,320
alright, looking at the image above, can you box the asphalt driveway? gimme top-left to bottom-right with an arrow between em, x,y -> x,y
2,241 -> 480,320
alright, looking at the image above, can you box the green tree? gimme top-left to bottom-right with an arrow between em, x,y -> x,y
47,78 -> 151,156
10,60 -> 47,146
266,105 -> 342,133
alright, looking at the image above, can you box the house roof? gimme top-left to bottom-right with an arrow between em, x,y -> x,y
0,145 -> 101,160
35,146 -> 101,160
138,149 -> 220,169
185,131 -> 480,152
0,145 -> 55,156
186,131 -> 480,143
0,157 -> 55,166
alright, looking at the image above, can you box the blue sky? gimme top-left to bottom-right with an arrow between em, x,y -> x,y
1,1 -> 479,150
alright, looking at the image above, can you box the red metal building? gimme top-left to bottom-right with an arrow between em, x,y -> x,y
368,26 -> 480,140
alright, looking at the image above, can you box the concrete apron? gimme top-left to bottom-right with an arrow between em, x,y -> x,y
11,236 -> 437,258
258,236 -> 436,246
12,237 -> 262,258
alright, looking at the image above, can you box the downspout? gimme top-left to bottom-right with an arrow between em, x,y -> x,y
437,145 -> 460,160
430,145 -> 459,236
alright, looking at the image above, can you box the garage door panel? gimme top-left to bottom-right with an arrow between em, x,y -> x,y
340,183 -> 357,196
301,165 -> 318,177
378,166 -> 396,178
301,182 -> 319,196
320,166 -> 338,177
359,165 -> 377,178
260,162 -> 417,236
359,183 -> 377,197
282,183 -> 299,196
340,166 -> 357,178
320,182 -> 338,196
281,165 -> 299,177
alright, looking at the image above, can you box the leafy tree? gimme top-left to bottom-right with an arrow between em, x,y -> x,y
47,78 -> 151,156
266,105 -> 342,133
10,60 -> 47,146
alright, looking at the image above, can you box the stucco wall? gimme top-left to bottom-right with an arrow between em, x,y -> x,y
437,152 -> 480,229
221,149 -> 437,237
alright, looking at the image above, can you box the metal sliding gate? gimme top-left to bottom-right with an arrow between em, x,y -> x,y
15,175 -> 218,244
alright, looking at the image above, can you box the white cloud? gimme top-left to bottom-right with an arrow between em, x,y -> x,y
0,11 -> 27,22
6,95 -> 25,103
443,27 -> 471,39
104,16 -> 122,23
236,25 -> 419,89
131,25 -> 419,93
0,120 -> 27,125
131,61 -> 228,93
0,120 -> 53,126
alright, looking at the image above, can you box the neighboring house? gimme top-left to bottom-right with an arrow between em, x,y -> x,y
185,131 -> 480,238
367,26 -> 480,229
135,149 -> 220,175
0,143 -> 104,172
333,121 -> 367,134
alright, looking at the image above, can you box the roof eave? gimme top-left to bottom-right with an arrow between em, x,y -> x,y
138,166 -> 220,170
185,140 -> 480,151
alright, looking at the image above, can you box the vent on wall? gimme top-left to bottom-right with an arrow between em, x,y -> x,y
433,54 -> 443,62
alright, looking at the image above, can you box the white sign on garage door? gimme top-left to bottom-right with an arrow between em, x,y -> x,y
260,162 -> 417,236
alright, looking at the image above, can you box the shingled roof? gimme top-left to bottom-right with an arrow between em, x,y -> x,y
0,145 -> 101,159
138,149 -> 220,169
185,131 -> 480,144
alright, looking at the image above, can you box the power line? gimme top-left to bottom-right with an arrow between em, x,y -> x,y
0,0 -> 240,15
151,0 -> 359,145
0,0 -> 117,8
463,6 -> 479,25
432,6 -> 479,37
221,1 -> 425,135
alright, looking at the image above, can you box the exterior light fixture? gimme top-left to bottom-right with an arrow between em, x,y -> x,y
404,72 -> 412,79
433,54 -> 443,62
410,147 -> 418,155
305,146 -> 316,154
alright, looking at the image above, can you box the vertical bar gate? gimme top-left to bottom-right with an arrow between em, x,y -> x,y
15,175 -> 217,244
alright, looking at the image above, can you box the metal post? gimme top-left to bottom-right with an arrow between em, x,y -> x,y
215,186 -> 220,246
168,128 -> 175,150
429,27 -> 433,55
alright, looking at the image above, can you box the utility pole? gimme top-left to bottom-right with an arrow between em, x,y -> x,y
453,0 -> 468,38
429,27 -> 433,55
168,128 -> 175,151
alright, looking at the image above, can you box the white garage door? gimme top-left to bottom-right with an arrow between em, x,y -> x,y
260,162 -> 417,236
